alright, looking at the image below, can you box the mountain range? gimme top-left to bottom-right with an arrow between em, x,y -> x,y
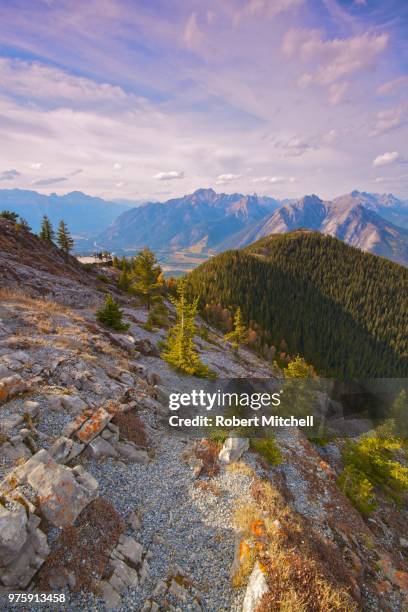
98,188 -> 280,251
1,186 -> 408,266
0,189 -> 129,235
97,188 -> 408,266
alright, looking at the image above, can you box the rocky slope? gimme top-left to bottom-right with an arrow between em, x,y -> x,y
0,224 -> 407,611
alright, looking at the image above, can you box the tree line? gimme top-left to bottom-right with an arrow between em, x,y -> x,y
0,210 -> 74,255
187,231 -> 408,378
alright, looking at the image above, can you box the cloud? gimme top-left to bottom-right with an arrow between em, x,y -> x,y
29,162 -> 43,169
153,171 -> 185,180
328,82 -> 348,105
215,173 -> 242,184
252,175 -> 296,184
0,168 -> 21,181
69,168 -> 83,176
283,30 -> 388,103
183,13 -> 203,49
234,0 -> 304,24
372,151 -> 399,167
377,76 -> 408,96
0,58 -> 128,104
33,176 -> 67,186
113,162 -> 122,170
276,136 -> 314,157
370,105 -> 408,136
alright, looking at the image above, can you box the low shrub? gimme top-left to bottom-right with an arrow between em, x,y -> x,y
96,294 -> 129,332
338,434 -> 408,514
112,411 -> 147,448
250,437 -> 282,465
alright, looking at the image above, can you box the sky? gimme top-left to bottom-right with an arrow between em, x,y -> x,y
0,0 -> 407,202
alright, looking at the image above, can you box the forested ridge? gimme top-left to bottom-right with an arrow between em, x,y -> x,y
187,231 -> 408,377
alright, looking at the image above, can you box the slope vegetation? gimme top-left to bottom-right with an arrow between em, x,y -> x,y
188,231 -> 408,377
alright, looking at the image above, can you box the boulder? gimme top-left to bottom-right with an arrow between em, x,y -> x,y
75,407 -> 112,443
0,374 -> 26,403
61,395 -> 88,414
23,400 -> 40,417
109,333 -> 135,352
14,450 -> 98,527
109,558 -> 139,593
134,338 -> 160,357
116,535 -> 143,567
218,437 -> 249,463
242,562 -> 269,612
0,505 -> 28,564
61,413 -> 89,438
114,442 -> 149,464
48,396 -> 63,411
49,436 -> 85,464
100,580 -> 122,609
0,414 -> 23,433
88,436 -> 118,459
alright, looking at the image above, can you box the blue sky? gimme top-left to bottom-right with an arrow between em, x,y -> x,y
0,0 -> 407,200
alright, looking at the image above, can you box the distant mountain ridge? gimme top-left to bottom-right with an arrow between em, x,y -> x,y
98,188 -> 408,265
99,188 -> 280,251
0,189 -> 129,235
223,192 -> 408,265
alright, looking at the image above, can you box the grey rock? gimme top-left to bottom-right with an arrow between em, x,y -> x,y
88,436 -> 119,459
23,400 -> 40,417
242,562 -> 269,612
116,535 -> 143,567
115,442 -> 149,464
218,437 -> 249,463
0,505 -> 28,564
100,580 -> 122,609
14,450 -> 98,527
48,396 -> 63,411
49,436 -> 85,464
61,394 -> 88,414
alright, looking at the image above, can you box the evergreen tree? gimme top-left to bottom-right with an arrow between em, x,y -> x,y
18,218 -> 31,231
40,215 -> 54,242
118,263 -> 130,291
57,220 -> 74,254
96,294 -> 129,331
162,278 -> 211,377
0,210 -> 19,222
131,247 -> 163,309
224,307 -> 247,353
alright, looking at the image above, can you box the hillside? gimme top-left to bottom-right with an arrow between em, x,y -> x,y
0,189 -> 129,235
0,223 -> 407,611
221,193 -> 408,266
188,231 -> 408,377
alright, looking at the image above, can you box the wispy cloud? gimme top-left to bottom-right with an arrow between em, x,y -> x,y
153,171 -> 185,180
33,176 -> 68,186
372,151 -> 399,167
0,168 -> 21,181
216,173 -> 242,185
183,13 -> 203,49
377,75 -> 408,96
284,29 -> 388,104
233,0 -> 304,25
252,175 -> 296,184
